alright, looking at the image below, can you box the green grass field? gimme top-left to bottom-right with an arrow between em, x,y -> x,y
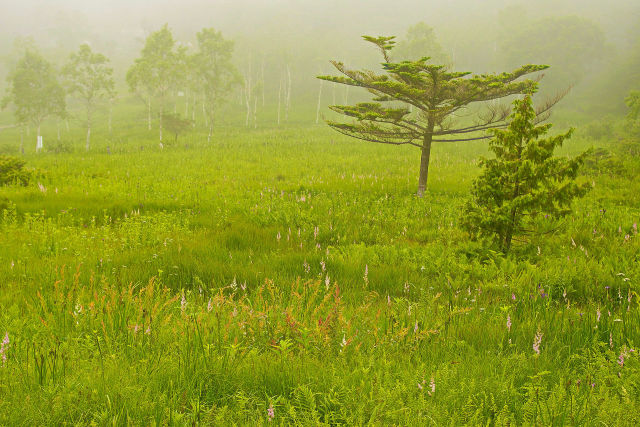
0,105 -> 639,425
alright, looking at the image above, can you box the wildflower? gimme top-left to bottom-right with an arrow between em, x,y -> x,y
429,377 -> 436,395
618,352 -> 625,367
414,320 -> 419,334
207,298 -> 213,312
417,381 -> 424,390
533,329 -> 543,355
180,293 -> 187,312
511,293 -> 516,301
596,308 -> 601,322
363,265 -> 369,286
506,315 -> 511,332
320,260 -> 326,271
0,333 -> 9,366
609,332 -> 613,348
267,403 -> 275,422
276,231 -> 281,242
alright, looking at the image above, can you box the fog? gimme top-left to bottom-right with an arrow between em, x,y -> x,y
1,0 -> 639,119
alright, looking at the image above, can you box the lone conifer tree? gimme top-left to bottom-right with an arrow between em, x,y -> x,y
318,36 -> 549,196
462,95 -> 590,253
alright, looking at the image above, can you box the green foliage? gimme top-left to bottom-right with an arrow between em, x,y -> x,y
1,50 -> 66,132
500,16 -> 606,88
0,120 -> 638,423
463,95 -> 590,253
319,35 -> 548,195
62,44 -> 115,105
126,24 -> 185,140
161,112 -> 192,143
0,155 -> 31,186
625,90 -> 640,135
393,22 -> 450,64
62,44 -> 115,150
193,28 -> 241,137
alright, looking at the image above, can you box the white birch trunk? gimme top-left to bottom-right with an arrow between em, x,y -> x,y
277,76 -> 282,126
253,96 -> 258,129
316,79 -> 324,124
285,64 -> 292,121
147,97 -> 152,131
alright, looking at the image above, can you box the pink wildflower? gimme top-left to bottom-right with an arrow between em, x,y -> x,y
0,333 -> 9,366
533,329 -> 543,355
267,403 -> 275,421
507,315 -> 512,332
429,377 -> 436,395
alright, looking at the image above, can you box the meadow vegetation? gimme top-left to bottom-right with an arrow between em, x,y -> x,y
0,102 -> 638,424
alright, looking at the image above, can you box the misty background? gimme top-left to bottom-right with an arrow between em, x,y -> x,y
1,0 -> 639,125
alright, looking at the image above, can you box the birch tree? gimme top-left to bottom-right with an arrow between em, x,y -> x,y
127,24 -> 181,141
2,50 -> 66,153
63,44 -> 115,151
193,28 -> 240,141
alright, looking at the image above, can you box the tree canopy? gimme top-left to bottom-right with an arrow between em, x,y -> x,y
318,35 -> 549,196
127,24 -> 184,141
2,50 -> 66,151
193,28 -> 241,141
63,43 -> 115,151
462,95 -> 590,253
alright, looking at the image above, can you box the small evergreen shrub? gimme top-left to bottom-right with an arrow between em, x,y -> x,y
0,155 -> 31,186
462,95 -> 590,253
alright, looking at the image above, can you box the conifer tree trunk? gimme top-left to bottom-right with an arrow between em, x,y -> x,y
417,132 -> 433,197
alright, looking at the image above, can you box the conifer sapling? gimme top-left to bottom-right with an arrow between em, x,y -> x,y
462,94 -> 590,253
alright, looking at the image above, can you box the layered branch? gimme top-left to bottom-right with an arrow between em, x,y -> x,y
318,36 -> 551,148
